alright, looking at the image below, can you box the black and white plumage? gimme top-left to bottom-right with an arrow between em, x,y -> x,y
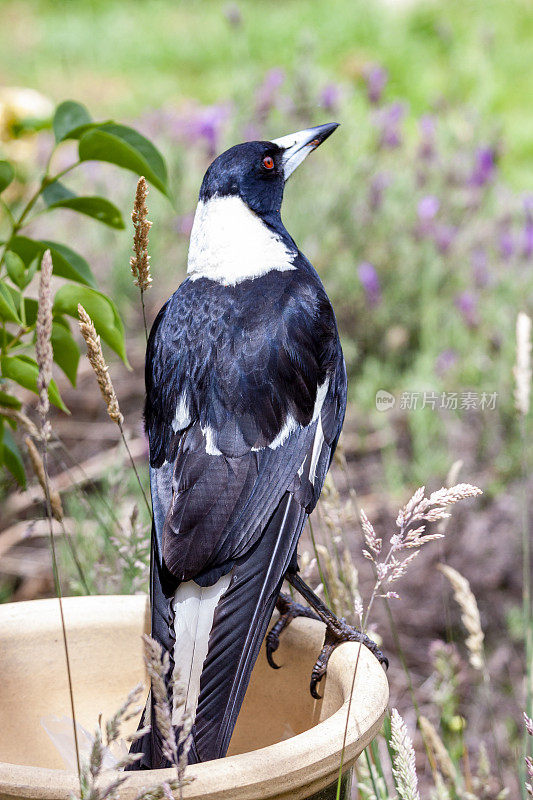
132,123 -> 347,768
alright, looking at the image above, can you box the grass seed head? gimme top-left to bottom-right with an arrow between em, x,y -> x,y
78,305 -> 123,425
36,249 -> 53,437
438,564 -> 485,670
390,708 -> 420,800
130,176 -> 153,292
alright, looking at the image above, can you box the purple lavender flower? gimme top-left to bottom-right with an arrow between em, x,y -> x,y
375,102 -> 406,149
196,105 -> 229,157
255,68 -> 285,120
434,224 -> 457,254
435,349 -> 458,375
417,195 -> 440,221
499,222 -> 514,260
368,172 -> 390,211
471,248 -> 489,287
470,147 -> 496,187
320,83 -> 341,113
418,114 -> 436,161
364,65 -> 388,105
522,195 -> 533,259
455,291 -> 478,327
358,262 -> 381,306
162,103 -> 230,158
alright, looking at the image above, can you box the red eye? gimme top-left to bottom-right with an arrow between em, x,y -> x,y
262,156 -> 274,170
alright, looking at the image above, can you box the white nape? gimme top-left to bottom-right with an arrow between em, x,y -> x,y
172,395 -> 191,433
172,573 -> 232,721
187,195 -> 295,285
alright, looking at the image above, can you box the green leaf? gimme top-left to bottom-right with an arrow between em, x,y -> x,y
9,236 -> 97,288
43,183 -> 125,229
53,100 -> 93,143
5,250 -> 27,289
0,390 -> 22,409
0,280 -> 22,324
51,321 -> 80,386
0,160 -> 15,194
79,123 -> 171,198
53,284 -> 129,366
1,424 -> 26,487
1,355 -> 68,412
15,295 -> 38,327
42,181 -> 76,204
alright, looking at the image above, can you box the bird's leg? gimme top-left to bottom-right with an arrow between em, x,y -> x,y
266,591 -> 320,669
286,572 -> 389,699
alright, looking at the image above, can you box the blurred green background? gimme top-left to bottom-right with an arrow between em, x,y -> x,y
1,5 -> 530,792
1,0 -> 532,491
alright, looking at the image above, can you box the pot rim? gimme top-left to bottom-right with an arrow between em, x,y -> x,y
0,595 -> 389,800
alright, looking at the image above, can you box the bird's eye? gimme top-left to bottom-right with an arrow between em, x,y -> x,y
262,156 -> 275,170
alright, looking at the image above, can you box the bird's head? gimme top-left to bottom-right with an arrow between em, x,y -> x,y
199,122 -> 339,216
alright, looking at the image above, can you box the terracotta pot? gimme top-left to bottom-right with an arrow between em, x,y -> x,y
0,595 -> 388,800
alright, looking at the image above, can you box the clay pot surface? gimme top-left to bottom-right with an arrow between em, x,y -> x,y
0,595 -> 388,800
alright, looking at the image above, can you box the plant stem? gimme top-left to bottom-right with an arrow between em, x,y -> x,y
40,442 -> 82,790
140,288 -> 149,343
60,520 -> 92,595
308,516 -> 332,608
520,412 -> 532,799
118,420 -> 152,517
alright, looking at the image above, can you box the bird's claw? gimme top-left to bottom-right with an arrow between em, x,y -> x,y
266,592 -> 320,669
310,618 -> 389,699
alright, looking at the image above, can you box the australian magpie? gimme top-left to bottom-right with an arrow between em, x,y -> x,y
130,123 -> 386,770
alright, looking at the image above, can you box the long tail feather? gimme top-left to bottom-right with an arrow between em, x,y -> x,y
189,493 -> 306,762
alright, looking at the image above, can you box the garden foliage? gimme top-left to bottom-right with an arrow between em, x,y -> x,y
0,100 -> 170,485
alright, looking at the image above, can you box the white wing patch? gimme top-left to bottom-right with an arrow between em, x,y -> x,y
187,195 -> 296,285
309,417 -> 325,483
312,379 -> 329,421
172,395 -> 191,432
201,425 -> 223,456
268,414 -> 299,449
172,573 -> 232,720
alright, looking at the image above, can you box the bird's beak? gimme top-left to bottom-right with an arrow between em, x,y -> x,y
272,122 -> 339,181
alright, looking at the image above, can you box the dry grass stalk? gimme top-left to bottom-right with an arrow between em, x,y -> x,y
142,634 -> 194,795
130,176 -> 153,291
390,708 -> 420,800
25,436 -> 63,521
76,684 -> 147,800
36,249 -> 53,438
438,564 -> 485,670
419,716 -> 457,787
525,713 -> 533,796
142,634 -> 178,767
78,305 -> 151,514
0,406 -> 40,438
430,773 -> 451,800
78,305 -> 123,425
514,312 -> 532,416
105,683 -> 144,744
361,483 -> 482,605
